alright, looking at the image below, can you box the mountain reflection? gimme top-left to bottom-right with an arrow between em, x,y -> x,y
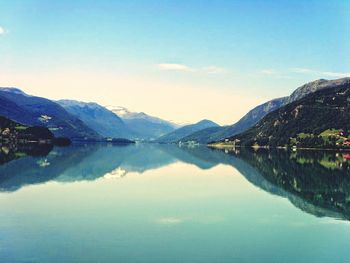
1,143 -> 350,220
0,144 -> 219,192
225,148 -> 350,220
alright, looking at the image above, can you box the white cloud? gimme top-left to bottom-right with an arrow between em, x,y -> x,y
157,63 -> 227,74
157,63 -> 193,72
291,67 -> 350,78
0,26 -> 5,35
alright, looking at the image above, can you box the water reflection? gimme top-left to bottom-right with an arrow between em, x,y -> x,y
0,143 -> 53,165
1,143 -> 350,220
0,144 -> 219,192
228,148 -> 350,220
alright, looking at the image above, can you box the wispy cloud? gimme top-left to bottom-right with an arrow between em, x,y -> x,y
291,67 -> 350,78
157,63 -> 227,74
157,63 -> 193,72
0,26 -> 6,35
258,67 -> 350,79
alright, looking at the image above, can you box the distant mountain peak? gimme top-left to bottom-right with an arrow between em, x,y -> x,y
106,105 -> 139,118
106,105 -> 179,127
156,119 -> 219,143
105,105 -> 179,140
196,119 -> 219,126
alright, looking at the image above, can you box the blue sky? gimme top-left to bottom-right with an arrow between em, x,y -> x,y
0,0 -> 349,124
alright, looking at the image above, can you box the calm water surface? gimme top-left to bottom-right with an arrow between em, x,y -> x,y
0,144 -> 350,262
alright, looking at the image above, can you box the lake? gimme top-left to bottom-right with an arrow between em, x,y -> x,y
0,143 -> 350,262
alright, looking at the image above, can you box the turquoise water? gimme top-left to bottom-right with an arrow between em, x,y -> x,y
0,144 -> 350,262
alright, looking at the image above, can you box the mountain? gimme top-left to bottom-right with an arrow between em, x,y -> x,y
225,79 -> 350,148
182,77 -> 350,144
57,100 -> 133,138
0,88 -> 100,140
0,87 -> 178,141
107,106 -> 178,140
155,119 -> 219,143
182,97 -> 287,143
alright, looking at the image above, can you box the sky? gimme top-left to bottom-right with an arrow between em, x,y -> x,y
0,0 -> 349,125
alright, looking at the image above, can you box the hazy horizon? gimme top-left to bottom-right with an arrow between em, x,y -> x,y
0,0 -> 349,125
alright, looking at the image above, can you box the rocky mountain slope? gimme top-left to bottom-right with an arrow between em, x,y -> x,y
226,80 -> 350,148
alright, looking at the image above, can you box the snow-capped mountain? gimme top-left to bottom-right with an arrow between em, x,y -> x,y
107,106 -> 177,125
58,100 -> 133,138
107,106 -> 179,140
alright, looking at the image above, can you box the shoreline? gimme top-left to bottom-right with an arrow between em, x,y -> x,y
207,144 -> 350,152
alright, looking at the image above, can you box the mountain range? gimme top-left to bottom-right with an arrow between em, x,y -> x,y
226,79 -> 350,148
180,78 -> 350,144
1,77 -> 350,146
0,88 -> 179,141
